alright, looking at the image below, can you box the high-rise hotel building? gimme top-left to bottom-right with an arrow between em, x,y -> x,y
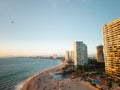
96,45 -> 104,62
65,51 -> 69,61
103,18 -> 120,81
71,51 -> 74,62
74,41 -> 88,67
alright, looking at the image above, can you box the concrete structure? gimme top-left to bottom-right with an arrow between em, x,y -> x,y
52,54 -> 57,59
74,41 -> 88,67
65,51 -> 69,61
71,50 -> 74,62
96,45 -> 104,62
103,18 -> 120,81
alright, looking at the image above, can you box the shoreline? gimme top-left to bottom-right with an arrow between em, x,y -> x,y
21,63 -> 63,90
21,61 -> 98,90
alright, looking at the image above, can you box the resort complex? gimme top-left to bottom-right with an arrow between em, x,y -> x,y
62,18 -> 120,90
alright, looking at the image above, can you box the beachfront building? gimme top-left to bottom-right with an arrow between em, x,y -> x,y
96,45 -> 104,62
103,18 -> 120,81
71,50 -> 74,62
73,41 -> 88,67
65,51 -> 70,61
52,54 -> 57,59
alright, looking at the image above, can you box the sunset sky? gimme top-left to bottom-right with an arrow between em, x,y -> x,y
0,0 -> 120,57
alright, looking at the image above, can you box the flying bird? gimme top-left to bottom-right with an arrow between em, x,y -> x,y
11,21 -> 14,23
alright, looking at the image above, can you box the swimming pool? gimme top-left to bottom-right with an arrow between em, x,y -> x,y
92,80 -> 101,85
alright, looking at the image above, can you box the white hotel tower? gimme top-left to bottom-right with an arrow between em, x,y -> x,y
74,41 -> 88,67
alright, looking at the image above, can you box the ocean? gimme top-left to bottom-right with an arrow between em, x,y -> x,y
0,58 -> 61,90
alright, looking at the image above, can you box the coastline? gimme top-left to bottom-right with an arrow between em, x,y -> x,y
21,62 -> 63,90
21,61 -> 98,90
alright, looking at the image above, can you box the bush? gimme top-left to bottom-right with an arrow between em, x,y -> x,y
99,88 -> 104,90
90,81 -> 96,87
72,71 -> 78,78
88,79 -> 92,83
92,83 -> 96,87
107,81 -> 112,88
119,82 -> 120,87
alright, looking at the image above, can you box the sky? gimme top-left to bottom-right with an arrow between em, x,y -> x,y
0,0 -> 120,57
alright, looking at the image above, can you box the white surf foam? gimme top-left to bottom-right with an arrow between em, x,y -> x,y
14,61 -> 62,90
14,80 -> 26,90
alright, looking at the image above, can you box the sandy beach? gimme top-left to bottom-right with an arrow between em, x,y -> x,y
21,62 -> 98,90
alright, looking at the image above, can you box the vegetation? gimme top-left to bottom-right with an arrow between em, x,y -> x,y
119,82 -> 120,87
99,88 -> 104,90
88,59 -> 105,70
92,83 -> 96,87
107,80 -> 112,89
61,64 -> 75,76
63,58 -> 105,78
62,65 -> 69,70
72,71 -> 78,78
89,81 -> 96,87
62,59 -> 120,90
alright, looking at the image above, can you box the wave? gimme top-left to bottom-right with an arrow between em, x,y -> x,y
14,60 -> 62,90
14,80 -> 26,90
20,64 -> 61,90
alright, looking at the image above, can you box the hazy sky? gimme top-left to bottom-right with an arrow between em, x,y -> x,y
0,0 -> 120,57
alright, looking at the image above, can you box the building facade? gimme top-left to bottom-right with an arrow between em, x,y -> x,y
74,41 -> 88,67
96,45 -> 104,62
103,18 -> 120,81
71,50 -> 74,62
65,51 -> 69,61
52,54 -> 57,59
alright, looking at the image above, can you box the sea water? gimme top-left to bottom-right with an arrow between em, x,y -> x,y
0,58 -> 60,90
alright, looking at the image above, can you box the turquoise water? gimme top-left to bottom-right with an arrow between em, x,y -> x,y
0,58 -> 60,90
51,74 -> 71,80
92,80 -> 101,85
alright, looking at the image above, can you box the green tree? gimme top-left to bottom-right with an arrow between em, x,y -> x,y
107,81 -> 112,89
119,82 -> 120,87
